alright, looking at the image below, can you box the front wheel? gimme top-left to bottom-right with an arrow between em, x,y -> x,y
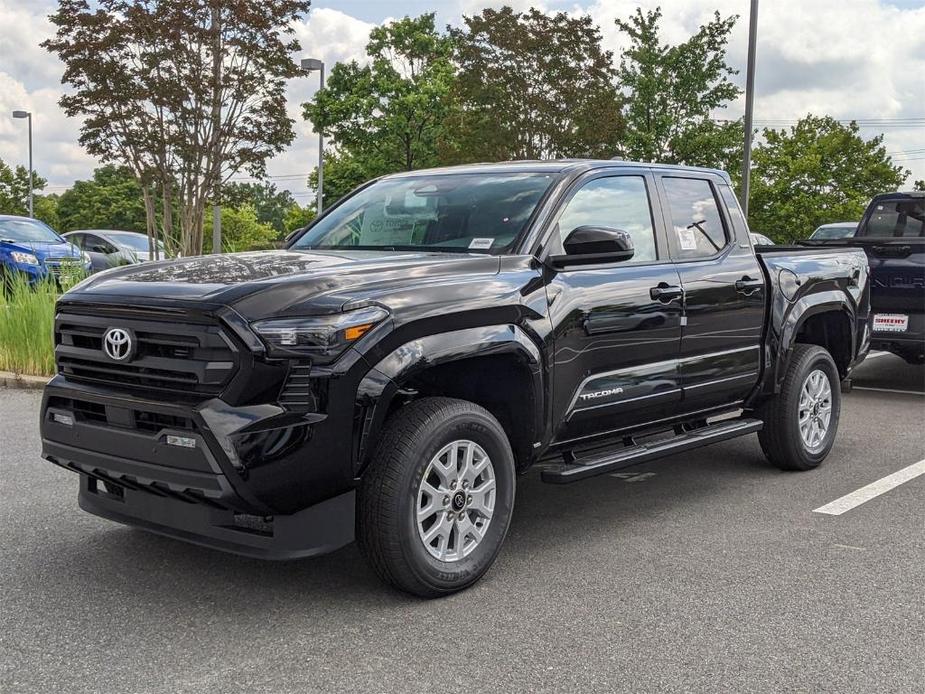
758,344 -> 841,471
358,397 -> 516,597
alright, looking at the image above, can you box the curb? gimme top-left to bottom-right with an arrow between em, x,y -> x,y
0,371 -> 50,390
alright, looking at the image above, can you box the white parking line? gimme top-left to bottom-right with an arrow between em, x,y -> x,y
813,459 -> 925,515
852,386 -> 924,396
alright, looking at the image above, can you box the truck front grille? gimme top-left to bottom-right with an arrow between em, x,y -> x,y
55,309 -> 238,396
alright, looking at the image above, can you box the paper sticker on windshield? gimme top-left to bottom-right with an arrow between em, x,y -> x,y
469,238 -> 494,250
677,227 -> 697,251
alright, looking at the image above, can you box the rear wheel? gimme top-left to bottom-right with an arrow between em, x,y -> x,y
358,397 -> 516,598
758,344 -> 841,471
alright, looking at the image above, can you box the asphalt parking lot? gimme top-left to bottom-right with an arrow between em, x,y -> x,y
1,353 -> 923,693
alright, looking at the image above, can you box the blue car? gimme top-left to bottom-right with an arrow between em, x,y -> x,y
0,215 -> 91,288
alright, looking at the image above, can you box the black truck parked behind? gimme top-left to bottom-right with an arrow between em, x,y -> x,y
40,161 -> 871,596
804,190 -> 924,364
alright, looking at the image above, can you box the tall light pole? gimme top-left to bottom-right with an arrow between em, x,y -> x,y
12,110 -> 33,218
739,0 -> 759,217
301,57 -> 325,215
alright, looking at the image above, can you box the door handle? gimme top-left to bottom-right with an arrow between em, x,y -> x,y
734,276 -> 764,295
650,283 -> 683,302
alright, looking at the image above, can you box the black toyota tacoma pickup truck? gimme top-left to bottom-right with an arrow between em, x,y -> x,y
802,190 -> 924,364
40,161 -> 871,597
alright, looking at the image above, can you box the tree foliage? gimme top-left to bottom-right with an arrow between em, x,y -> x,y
0,158 -> 48,217
615,7 -> 741,169
43,0 -> 309,256
56,165 -> 147,233
222,181 -> 296,235
748,116 -> 909,242
203,204 -> 278,253
303,14 -> 456,204
447,7 -> 623,162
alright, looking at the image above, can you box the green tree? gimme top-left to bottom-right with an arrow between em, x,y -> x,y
303,14 -> 456,203
222,181 -> 296,235
283,202 -> 315,233
0,158 -> 48,217
748,115 -> 909,242
447,7 -> 623,162
914,180 -> 925,191
56,165 -> 147,232
34,195 -> 61,230
204,205 -> 277,253
44,0 -> 310,256
615,7 -> 742,169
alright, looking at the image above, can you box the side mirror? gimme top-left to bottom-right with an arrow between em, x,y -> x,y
549,226 -> 634,269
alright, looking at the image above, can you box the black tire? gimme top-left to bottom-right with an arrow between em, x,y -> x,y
358,397 -> 516,598
758,344 -> 841,471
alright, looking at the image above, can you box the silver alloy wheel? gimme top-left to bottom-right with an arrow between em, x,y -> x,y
415,439 -> 496,562
798,368 -> 833,452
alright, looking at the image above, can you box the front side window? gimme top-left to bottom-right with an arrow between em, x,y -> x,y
292,172 -> 554,254
859,198 -> 924,238
662,177 -> 729,259
554,176 -> 657,263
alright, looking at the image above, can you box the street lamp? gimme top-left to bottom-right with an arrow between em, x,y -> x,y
12,110 -> 33,218
301,57 -> 325,215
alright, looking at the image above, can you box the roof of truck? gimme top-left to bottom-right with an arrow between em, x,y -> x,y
383,159 -> 731,181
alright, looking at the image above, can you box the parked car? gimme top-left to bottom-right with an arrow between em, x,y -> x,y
805,191 -> 923,364
0,215 -> 90,289
63,230 -> 167,273
810,222 -> 858,240
750,232 -> 774,246
40,160 -> 870,597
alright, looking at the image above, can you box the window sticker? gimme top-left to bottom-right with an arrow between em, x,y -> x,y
677,226 -> 697,251
468,237 -> 495,250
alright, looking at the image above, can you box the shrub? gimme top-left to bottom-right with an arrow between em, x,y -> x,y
0,274 -> 67,377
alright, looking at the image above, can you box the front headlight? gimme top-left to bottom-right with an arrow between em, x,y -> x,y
10,251 -> 39,266
252,305 -> 389,361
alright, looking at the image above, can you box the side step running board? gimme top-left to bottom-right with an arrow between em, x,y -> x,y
541,418 -> 764,484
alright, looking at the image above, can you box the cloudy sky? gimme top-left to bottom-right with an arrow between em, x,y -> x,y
1,0 -> 923,204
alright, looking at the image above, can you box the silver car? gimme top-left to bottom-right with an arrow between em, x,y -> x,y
809,222 -> 858,241
63,230 -> 167,273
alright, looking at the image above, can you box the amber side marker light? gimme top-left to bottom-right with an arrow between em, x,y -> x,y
344,323 -> 375,341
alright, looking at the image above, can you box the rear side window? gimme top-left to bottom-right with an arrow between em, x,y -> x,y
859,198 -> 924,238
662,177 -> 729,259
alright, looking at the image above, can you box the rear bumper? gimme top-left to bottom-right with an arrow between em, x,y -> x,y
870,311 -> 924,357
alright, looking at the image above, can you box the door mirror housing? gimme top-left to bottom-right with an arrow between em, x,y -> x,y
548,226 -> 635,269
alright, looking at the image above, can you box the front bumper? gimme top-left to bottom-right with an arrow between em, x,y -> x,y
41,375 -> 357,559
77,475 -> 354,560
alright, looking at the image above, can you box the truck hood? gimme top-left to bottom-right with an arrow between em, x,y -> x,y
66,249 -> 503,317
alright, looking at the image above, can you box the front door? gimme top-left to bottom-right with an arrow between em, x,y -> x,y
656,174 -> 766,411
546,172 -> 683,443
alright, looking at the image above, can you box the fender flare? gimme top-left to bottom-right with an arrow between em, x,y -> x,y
773,290 -> 855,390
352,325 -> 544,474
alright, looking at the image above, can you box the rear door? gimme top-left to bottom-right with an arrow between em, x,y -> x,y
655,174 -> 766,412
545,170 -> 683,442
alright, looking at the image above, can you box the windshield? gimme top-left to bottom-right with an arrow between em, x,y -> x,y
0,218 -> 63,244
292,172 -> 555,254
812,225 -> 856,239
108,232 -> 164,252
858,198 -> 924,238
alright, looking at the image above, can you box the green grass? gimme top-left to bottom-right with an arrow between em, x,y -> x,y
0,273 -> 63,377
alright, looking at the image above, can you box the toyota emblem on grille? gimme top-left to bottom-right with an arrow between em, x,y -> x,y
103,328 -> 133,361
